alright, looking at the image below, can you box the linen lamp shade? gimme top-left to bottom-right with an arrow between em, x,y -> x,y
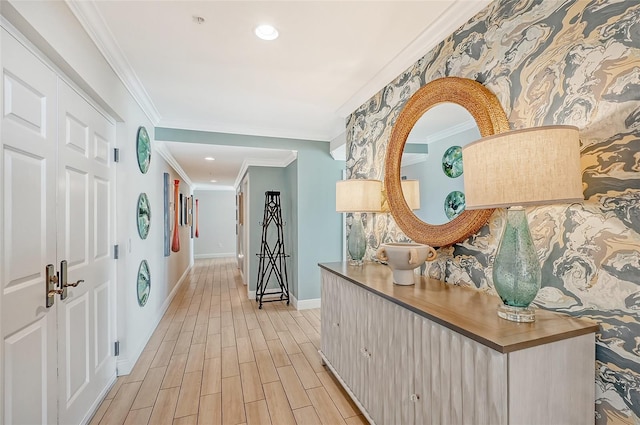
400,180 -> 420,211
463,125 -> 583,209
336,179 -> 382,212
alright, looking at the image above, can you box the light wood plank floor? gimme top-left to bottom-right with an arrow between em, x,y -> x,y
91,258 -> 366,425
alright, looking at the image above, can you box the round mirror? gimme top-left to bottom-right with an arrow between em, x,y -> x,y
385,77 -> 509,247
402,103 -> 480,225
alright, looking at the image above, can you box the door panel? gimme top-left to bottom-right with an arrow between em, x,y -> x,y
4,319 -> 50,425
65,166 -> 89,268
57,80 -> 116,425
3,71 -> 47,135
94,280 -> 111,370
3,148 -> 47,291
64,292 -> 90,405
94,177 -> 110,259
1,28 -> 58,425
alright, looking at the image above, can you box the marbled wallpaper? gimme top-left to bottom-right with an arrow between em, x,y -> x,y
345,0 -> 640,423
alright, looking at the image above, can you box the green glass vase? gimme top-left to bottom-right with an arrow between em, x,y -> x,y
348,213 -> 366,266
492,207 -> 541,322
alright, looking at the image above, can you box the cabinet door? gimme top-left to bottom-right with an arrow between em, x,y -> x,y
320,270 -> 339,367
320,271 -> 371,410
508,333 -> 594,424
413,315 -> 507,425
341,282 -> 369,406
362,293 -> 414,424
321,270 -> 342,370
356,288 -> 377,418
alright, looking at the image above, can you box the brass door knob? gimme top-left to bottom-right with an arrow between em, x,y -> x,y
64,279 -> 84,288
48,288 -> 64,297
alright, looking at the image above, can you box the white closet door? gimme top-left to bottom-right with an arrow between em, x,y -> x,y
1,28 -> 59,425
56,80 -> 116,425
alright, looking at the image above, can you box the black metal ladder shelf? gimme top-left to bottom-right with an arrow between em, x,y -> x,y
255,191 -> 290,309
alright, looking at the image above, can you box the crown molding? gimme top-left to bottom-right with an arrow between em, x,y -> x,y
329,131 -> 347,160
65,0 -> 161,125
154,141 -> 194,189
336,0 -> 491,118
233,151 -> 298,189
401,153 -> 428,168
425,118 -> 478,143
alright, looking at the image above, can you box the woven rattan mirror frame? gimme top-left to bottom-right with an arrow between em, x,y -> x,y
384,77 -> 510,247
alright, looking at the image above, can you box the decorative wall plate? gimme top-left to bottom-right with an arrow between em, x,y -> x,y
444,190 -> 466,220
442,145 -> 463,178
137,126 -> 151,174
137,192 -> 151,239
137,259 -> 150,307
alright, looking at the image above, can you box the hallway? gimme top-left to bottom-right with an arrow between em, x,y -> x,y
90,258 -> 365,425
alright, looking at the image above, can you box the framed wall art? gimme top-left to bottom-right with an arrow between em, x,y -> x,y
172,180 -> 181,252
163,173 -> 170,256
188,195 -> 194,238
238,192 -> 244,225
183,194 -> 188,226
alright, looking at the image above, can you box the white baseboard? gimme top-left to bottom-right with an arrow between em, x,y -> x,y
247,291 -> 320,310
194,252 -> 235,259
117,264 -> 193,375
292,295 -> 321,310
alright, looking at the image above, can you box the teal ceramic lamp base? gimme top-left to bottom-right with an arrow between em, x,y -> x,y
493,206 -> 541,323
348,213 -> 366,266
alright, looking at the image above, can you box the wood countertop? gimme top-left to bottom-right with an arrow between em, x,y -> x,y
319,262 -> 599,353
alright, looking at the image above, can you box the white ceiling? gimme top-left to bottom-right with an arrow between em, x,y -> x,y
69,0 -> 491,189
161,141 -> 296,190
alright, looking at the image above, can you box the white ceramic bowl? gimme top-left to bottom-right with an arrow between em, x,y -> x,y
376,243 -> 437,285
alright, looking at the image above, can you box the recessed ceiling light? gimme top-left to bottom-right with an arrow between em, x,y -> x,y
204,157 -> 215,161
210,179 -> 217,183
255,24 -> 279,41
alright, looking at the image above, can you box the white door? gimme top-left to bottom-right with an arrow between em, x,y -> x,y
1,27 -> 59,425
1,27 -> 117,424
56,80 -> 116,425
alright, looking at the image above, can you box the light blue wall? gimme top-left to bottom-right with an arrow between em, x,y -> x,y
193,190 -> 236,257
246,166 -> 293,295
155,127 -> 344,302
296,146 -> 344,300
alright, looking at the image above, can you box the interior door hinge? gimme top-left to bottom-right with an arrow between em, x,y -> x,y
113,244 -> 119,259
113,148 -> 120,163
114,341 -> 120,356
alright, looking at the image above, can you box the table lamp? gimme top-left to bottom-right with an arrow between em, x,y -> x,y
380,179 -> 420,212
336,179 -> 382,265
463,125 -> 583,322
